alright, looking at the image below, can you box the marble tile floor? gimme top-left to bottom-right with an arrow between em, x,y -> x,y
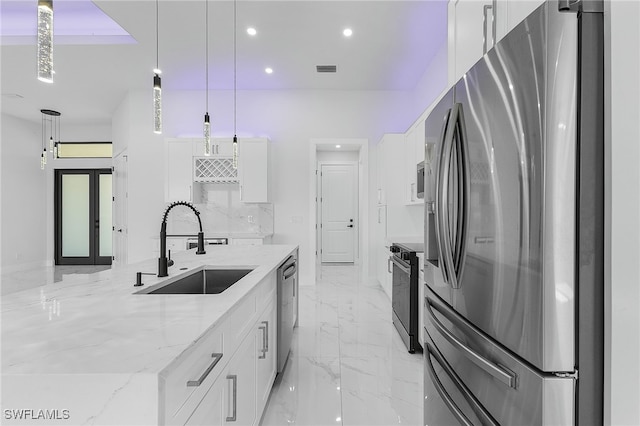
261,264 -> 424,426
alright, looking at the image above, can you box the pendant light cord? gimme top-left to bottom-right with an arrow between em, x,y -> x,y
205,0 -> 209,113
156,0 -> 159,70
233,0 -> 237,136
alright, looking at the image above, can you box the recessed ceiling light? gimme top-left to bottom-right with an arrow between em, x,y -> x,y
343,28 -> 353,37
336,145 -> 341,148
265,67 -> 273,74
247,27 -> 257,36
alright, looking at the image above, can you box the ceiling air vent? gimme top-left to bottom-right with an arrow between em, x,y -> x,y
316,65 -> 337,73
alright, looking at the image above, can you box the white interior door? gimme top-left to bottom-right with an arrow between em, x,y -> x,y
112,151 -> 128,266
320,163 -> 357,263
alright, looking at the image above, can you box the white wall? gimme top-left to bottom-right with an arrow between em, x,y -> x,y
0,114 -> 47,272
411,41 -> 449,125
605,1 -> 640,424
113,89 -> 414,284
0,114 -> 113,274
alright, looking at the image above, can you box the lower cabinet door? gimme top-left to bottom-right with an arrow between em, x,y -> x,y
185,380 -> 225,425
224,332 -> 257,425
256,300 -> 277,416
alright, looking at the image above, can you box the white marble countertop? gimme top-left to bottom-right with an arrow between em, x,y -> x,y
161,232 -> 273,239
1,244 -> 296,376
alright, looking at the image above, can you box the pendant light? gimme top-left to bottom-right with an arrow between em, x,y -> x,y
153,0 -> 162,134
40,109 -> 60,169
232,0 -> 238,169
203,0 -> 212,156
37,0 -> 54,83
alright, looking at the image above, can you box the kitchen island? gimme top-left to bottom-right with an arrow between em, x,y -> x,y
1,244 -> 298,425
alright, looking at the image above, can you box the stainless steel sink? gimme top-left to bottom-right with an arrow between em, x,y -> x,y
136,267 -> 254,294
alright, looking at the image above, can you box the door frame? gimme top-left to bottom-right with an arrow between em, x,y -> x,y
54,168 -> 112,265
112,150 -> 129,266
308,138 -> 369,285
318,161 -> 359,263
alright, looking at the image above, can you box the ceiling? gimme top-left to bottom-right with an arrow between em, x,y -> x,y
1,0 -> 447,126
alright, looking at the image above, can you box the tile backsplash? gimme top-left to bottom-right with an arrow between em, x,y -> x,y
167,183 -> 274,235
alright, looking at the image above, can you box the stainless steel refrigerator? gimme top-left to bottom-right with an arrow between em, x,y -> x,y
422,1 -> 604,424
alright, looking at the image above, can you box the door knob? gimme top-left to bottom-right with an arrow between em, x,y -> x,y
347,224 -> 354,228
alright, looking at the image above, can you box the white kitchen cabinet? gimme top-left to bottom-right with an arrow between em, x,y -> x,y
166,139 -> 194,202
160,269 -> 277,426
185,379 -> 224,425
375,137 -> 388,206
374,205 -> 392,300
223,331 -> 257,426
503,0 -> 545,35
404,126 -> 421,205
375,134 -> 404,207
167,137 -> 269,204
238,138 -> 270,203
193,138 -> 234,157
448,0 -> 543,85
448,0 -> 508,85
255,298 -> 277,418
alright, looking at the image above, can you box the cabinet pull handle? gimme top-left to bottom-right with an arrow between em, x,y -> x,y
258,321 -> 268,359
388,257 -> 393,274
411,182 -> 416,201
226,374 -> 237,422
186,353 -> 223,387
482,4 -> 492,54
482,2 -> 497,54
239,184 -> 243,201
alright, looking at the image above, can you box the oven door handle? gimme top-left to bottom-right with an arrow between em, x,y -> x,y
390,256 -> 411,275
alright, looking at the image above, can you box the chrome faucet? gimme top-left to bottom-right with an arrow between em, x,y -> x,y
158,201 -> 206,277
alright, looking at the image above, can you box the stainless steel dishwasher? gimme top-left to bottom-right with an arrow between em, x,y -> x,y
277,254 -> 297,373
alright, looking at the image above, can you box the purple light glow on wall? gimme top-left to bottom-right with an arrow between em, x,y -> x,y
1,0 -> 135,45
387,0 -> 448,89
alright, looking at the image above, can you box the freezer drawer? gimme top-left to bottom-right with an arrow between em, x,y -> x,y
424,289 -> 574,425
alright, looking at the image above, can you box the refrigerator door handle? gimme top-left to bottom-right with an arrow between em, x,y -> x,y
438,106 -> 460,289
452,103 -> 470,284
426,341 -> 499,426
434,108 -> 452,285
427,297 -> 517,389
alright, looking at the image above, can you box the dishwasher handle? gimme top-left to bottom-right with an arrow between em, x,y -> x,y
283,263 -> 297,280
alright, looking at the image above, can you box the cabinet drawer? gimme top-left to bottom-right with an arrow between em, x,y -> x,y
161,324 -> 225,425
161,293 -> 258,424
224,291 -> 258,354
256,271 -> 276,304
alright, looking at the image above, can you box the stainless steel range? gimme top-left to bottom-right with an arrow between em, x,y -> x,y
389,242 -> 423,353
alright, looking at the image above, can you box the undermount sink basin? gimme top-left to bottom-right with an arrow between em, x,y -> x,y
136,268 -> 254,295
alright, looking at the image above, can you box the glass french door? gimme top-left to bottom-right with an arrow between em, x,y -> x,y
55,169 -> 112,265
